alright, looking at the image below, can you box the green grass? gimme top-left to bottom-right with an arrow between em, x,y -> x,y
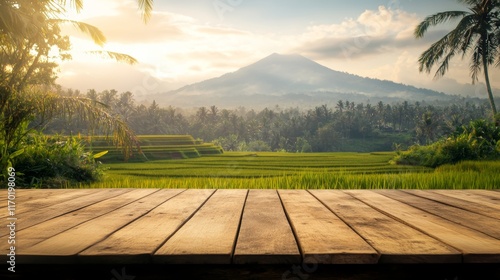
71,152 -> 500,189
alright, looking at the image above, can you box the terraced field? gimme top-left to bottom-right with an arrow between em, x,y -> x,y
106,152 -> 427,178
88,135 -> 223,161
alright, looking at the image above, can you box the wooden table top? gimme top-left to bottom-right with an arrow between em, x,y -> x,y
1,188 -> 499,265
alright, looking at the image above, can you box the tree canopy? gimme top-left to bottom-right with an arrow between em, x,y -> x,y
0,0 -> 154,180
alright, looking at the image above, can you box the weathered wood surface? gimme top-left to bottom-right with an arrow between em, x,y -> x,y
80,189 -> 214,263
233,190 -> 300,264
309,190 -> 461,263
278,190 -> 379,264
346,190 -> 500,263
0,189 -> 499,264
154,189 -> 248,264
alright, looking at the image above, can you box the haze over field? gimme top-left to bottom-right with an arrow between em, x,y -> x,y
57,0 -> 500,102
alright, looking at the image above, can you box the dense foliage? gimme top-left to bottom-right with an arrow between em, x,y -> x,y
0,0 -> 153,186
392,119 -> 500,167
45,88 -> 495,154
13,133 -> 107,187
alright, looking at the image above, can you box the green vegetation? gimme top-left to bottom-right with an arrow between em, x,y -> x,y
88,135 -> 223,162
392,119 -> 500,167
68,152 -> 499,190
45,89 -> 494,155
1,0 -> 153,182
12,134 -> 108,187
2,1 -> 499,190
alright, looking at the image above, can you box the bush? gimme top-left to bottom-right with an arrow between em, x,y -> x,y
392,119 -> 500,167
13,133 -> 107,187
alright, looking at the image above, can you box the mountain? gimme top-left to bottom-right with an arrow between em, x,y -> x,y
152,53 -> 453,108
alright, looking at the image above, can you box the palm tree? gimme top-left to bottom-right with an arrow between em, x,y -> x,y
0,0 -> 153,41
0,0 -> 154,178
415,0 -> 499,116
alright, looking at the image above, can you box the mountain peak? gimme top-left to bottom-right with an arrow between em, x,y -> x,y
241,52 -> 327,74
259,52 -> 309,62
156,53 -> 451,108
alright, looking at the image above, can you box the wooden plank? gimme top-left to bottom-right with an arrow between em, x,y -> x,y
310,190 -> 461,263
278,190 -> 379,264
0,189 -> 133,236
432,190 -> 500,210
379,190 -> 500,239
79,189 -> 215,263
17,189 -> 184,264
403,190 -> 500,220
154,189 -> 248,264
0,189 -> 79,203
0,189 -> 96,217
233,190 -> 301,264
18,189 -> 161,248
346,190 -> 500,263
12,189 -> 97,213
464,189 -> 500,198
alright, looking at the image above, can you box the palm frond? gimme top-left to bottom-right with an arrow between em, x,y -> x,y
86,51 -> 138,65
470,42 -> 483,82
53,19 -> 106,47
137,0 -> 154,23
415,11 -> 469,38
457,0 -> 483,5
418,31 -> 454,73
58,0 -> 84,13
38,92 -> 141,160
0,3 -> 40,42
418,13 -> 480,78
435,49 -> 458,79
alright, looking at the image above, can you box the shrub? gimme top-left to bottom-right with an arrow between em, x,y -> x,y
13,133 -> 107,187
392,119 -> 500,167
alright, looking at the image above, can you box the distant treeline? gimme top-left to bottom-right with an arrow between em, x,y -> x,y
43,88 -> 493,153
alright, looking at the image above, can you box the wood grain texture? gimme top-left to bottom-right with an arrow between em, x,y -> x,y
278,190 -> 379,264
17,189 -> 184,264
3,189 -> 500,265
154,189 -> 248,264
431,190 -> 500,210
0,189 -> 95,218
233,190 -> 300,264
0,189 -> 133,236
346,190 -> 500,263
403,190 -> 500,220
18,189 -> 161,248
310,190 -> 460,263
464,189 -> 500,198
79,189 -> 214,263
381,190 -> 500,238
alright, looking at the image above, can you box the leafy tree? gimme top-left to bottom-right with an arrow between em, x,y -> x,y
415,0 -> 500,116
0,0 -> 154,181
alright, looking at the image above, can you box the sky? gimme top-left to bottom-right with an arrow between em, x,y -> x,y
56,0 -> 500,100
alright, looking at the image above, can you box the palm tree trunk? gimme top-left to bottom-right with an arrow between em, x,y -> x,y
483,54 -> 498,116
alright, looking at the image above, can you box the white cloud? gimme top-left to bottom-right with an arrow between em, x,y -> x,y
291,6 -> 425,60
56,2 -> 500,99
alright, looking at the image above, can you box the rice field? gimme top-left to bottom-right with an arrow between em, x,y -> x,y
87,135 -> 223,161
75,152 -> 500,190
